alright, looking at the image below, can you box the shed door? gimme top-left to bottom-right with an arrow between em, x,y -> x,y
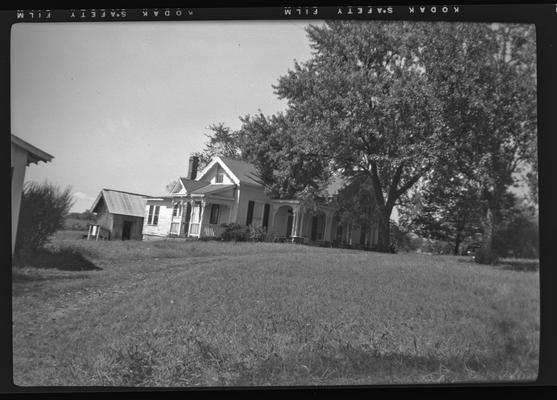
122,221 -> 133,240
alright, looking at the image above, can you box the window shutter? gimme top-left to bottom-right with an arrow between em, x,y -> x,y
210,204 -> 220,224
246,201 -> 255,226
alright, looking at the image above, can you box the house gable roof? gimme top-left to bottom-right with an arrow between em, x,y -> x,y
177,177 -> 211,194
90,189 -> 149,218
196,156 -> 264,187
11,134 -> 54,165
218,156 -> 265,187
193,156 -> 347,198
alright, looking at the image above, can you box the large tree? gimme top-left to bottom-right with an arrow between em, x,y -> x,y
493,192 -> 539,259
274,21 -> 448,252
191,123 -> 243,170
418,23 -> 537,263
274,21 -> 536,258
399,167 -> 482,256
238,112 -> 332,200
193,112 -> 333,201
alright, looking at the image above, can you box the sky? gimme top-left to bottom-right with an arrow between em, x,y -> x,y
11,20 -> 532,217
11,21 -> 316,212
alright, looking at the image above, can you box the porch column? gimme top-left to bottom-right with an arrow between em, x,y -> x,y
187,199 -> 195,236
292,205 -> 301,237
270,205 -> 278,234
298,207 -> 305,238
198,200 -> 206,237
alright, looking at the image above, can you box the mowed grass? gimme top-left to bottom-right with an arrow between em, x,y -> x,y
12,239 -> 539,386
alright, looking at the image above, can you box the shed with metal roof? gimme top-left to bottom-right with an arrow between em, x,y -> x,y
89,189 -> 149,240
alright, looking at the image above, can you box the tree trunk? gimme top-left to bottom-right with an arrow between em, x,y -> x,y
376,211 -> 392,253
476,206 -> 499,264
453,229 -> 462,256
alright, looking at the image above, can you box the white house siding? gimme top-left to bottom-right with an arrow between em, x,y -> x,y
231,186 -> 241,222
236,184 -> 272,227
11,145 -> 28,253
271,205 -> 293,238
142,199 -> 173,239
202,164 -> 235,185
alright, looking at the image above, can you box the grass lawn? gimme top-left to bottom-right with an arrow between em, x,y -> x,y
12,238 -> 539,387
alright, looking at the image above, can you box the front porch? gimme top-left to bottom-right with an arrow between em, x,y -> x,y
269,201 -> 336,245
169,194 -> 234,239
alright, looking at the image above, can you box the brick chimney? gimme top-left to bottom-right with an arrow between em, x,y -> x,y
188,156 -> 199,180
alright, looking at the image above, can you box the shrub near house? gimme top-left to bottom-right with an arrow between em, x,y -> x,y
15,182 -> 74,258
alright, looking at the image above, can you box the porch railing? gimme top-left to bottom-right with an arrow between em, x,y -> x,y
202,225 -> 225,238
189,222 -> 200,236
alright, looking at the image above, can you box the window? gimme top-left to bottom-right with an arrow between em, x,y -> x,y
246,200 -> 255,226
209,204 -> 220,224
147,205 -> 160,225
216,165 -> 224,183
172,203 -> 180,217
252,202 -> 263,226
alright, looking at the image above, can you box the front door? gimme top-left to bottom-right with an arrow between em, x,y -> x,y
122,221 -> 133,240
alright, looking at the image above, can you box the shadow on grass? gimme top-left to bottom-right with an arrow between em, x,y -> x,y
12,271 -> 94,283
497,260 -> 539,272
457,257 -> 539,272
13,248 -> 102,272
231,343 -> 535,385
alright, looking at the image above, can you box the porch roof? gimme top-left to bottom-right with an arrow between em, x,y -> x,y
190,184 -> 236,196
271,198 -> 337,212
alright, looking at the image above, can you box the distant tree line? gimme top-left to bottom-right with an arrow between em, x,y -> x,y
66,210 -> 96,220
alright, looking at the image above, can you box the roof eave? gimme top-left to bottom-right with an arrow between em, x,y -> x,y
11,134 -> 54,164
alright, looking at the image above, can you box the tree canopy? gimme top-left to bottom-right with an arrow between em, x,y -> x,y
193,21 -> 537,260
273,21 -> 536,257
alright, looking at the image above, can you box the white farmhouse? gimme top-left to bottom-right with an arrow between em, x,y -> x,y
142,156 -> 379,247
